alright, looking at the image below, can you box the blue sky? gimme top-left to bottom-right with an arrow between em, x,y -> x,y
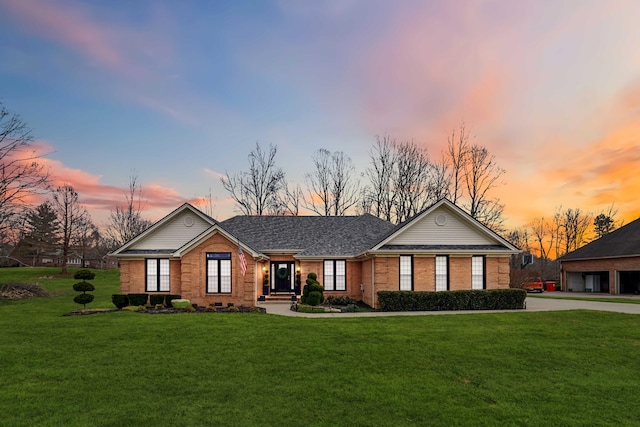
2,0 -> 640,228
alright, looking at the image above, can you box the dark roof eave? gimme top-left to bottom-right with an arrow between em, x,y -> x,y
560,253 -> 640,263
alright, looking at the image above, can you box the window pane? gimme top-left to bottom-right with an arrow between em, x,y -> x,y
207,259 -> 218,293
399,255 -> 412,291
159,259 -> 170,291
336,260 -> 346,291
220,260 -> 231,293
324,261 -> 334,291
146,259 -> 157,291
472,256 -> 484,290
435,256 -> 447,291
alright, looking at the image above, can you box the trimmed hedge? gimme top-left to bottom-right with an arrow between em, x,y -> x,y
377,289 -> 526,312
112,294 -> 129,309
149,294 -> 165,306
165,294 -> 181,307
128,293 -> 148,306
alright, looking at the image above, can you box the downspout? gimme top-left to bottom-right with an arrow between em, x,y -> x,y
371,257 -> 375,309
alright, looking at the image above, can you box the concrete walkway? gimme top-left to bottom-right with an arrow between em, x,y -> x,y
256,292 -> 640,318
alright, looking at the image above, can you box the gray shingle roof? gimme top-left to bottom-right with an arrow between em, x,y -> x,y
559,216 -> 640,261
220,214 -> 395,256
297,214 -> 396,257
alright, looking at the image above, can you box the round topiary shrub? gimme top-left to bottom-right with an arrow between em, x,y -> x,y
74,293 -> 94,306
112,294 -> 129,309
73,281 -> 95,292
73,269 -> 96,280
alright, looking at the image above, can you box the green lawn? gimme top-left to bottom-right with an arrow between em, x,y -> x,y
2,267 -> 640,426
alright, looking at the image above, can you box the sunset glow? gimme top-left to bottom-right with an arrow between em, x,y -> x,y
1,0 -> 639,229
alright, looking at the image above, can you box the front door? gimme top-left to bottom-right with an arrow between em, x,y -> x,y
271,261 -> 294,293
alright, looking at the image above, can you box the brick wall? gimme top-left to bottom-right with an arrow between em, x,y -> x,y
181,233 -> 256,307
368,254 -> 512,308
414,256 -> 435,291
450,256 -> 472,290
561,256 -> 640,294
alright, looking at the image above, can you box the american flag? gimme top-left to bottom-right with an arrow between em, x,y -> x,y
238,241 -> 247,276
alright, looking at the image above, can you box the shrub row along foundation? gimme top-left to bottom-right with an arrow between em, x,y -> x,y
377,289 -> 526,311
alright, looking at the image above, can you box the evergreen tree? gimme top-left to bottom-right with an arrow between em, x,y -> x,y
25,202 -> 60,249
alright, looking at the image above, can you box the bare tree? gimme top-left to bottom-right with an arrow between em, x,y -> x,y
440,122 -> 506,230
363,137 -> 445,224
104,175 -> 153,249
73,214 -> 99,267
305,149 -> 360,216
507,227 -> 531,253
0,101 -> 49,243
221,142 -> 285,215
463,144 -> 506,232
52,185 -> 89,274
362,136 -> 397,221
446,122 -> 470,204
275,180 -> 303,216
393,141 -> 433,223
555,207 -> 592,256
429,155 -> 451,202
197,187 -> 216,218
529,216 -> 557,279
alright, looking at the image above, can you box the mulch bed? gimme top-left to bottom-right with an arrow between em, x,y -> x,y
0,282 -> 49,300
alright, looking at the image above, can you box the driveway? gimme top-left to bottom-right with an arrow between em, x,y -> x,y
258,293 -> 640,317
525,293 -> 640,314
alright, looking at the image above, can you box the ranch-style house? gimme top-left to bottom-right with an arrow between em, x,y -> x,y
110,199 -> 520,308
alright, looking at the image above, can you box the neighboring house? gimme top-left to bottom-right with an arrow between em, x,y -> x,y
9,244 -> 83,268
110,199 -> 519,308
559,217 -> 640,294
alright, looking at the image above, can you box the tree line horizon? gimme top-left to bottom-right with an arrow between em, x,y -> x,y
0,100 -> 622,269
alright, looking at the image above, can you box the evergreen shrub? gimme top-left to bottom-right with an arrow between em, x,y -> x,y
74,293 -> 94,306
377,289 -> 526,312
112,294 -> 129,309
301,272 -> 324,306
73,269 -> 96,280
326,295 -> 352,306
73,281 -> 95,292
149,294 -> 165,306
128,293 -> 148,306
165,295 -> 181,307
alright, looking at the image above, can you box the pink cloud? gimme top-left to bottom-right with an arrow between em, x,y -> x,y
2,0 -> 129,74
15,141 -> 197,224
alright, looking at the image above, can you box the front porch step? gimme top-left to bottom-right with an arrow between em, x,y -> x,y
261,294 -> 298,302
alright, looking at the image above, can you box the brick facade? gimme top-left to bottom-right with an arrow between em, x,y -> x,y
561,256 -> 640,294
119,251 -> 512,309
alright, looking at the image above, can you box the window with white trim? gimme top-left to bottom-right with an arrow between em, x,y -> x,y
146,259 -> 170,292
435,255 -> 448,291
399,255 -> 413,291
472,256 -> 485,290
207,253 -> 232,293
323,260 -> 346,291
